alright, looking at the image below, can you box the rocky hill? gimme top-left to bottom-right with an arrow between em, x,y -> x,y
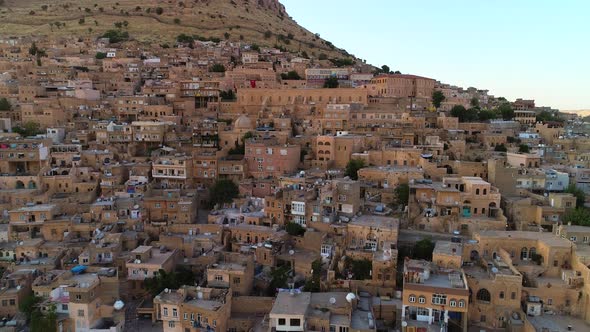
0,0 -> 349,59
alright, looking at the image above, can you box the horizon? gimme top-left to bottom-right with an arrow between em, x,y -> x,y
282,0 -> 590,111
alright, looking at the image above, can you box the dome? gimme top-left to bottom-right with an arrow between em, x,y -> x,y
234,114 -> 254,130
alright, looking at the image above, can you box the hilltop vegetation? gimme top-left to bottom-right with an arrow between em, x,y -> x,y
0,0 -> 350,59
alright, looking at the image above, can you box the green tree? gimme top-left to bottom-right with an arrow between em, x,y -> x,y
494,144 -> 508,152
267,265 -> 290,295
563,208 -> 590,226
220,89 -> 236,101
478,109 -> 497,121
536,110 -> 563,123
174,18 -> 181,24
176,34 -> 194,44
144,267 -> 195,296
413,238 -> 435,260
95,52 -> 107,59
29,42 -> 39,56
286,222 -> 306,236
209,179 -> 239,207
155,7 -> 164,15
323,76 -> 339,88
224,32 -> 230,39
101,29 -> 129,43
565,185 -> 586,208
498,103 -> 515,120
303,260 -> 321,292
280,71 -> 302,80
344,159 -> 365,180
264,30 -> 272,39
394,183 -> 410,206
348,258 -> 372,280
470,97 -> 480,108
13,121 -> 42,137
0,97 -> 11,111
518,144 -> 530,153
450,105 -> 478,122
210,64 -> 226,72
20,294 -> 42,321
432,90 -> 446,110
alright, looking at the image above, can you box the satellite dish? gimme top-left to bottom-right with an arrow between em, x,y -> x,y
289,250 -> 295,255
114,300 -> 125,310
346,293 -> 356,303
329,297 -> 336,305
491,267 -> 499,274
402,322 -> 408,327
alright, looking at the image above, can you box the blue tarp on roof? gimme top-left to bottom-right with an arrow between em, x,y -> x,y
71,265 -> 87,274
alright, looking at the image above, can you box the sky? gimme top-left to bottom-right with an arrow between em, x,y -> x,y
281,0 -> 590,110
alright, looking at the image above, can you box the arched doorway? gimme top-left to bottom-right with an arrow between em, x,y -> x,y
470,250 -> 479,261
15,181 -> 25,189
28,180 -> 36,189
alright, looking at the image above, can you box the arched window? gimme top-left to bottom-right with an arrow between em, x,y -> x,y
409,295 -> 416,303
458,300 -> 465,308
499,291 -> 505,299
529,247 -> 537,258
521,247 -> 529,260
449,299 -> 457,307
483,189 -> 487,195
476,289 -> 491,303
418,296 -> 426,304
476,188 -> 480,195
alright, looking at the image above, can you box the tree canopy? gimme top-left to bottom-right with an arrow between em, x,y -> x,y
280,71 -> 302,80
323,76 -> 339,88
209,179 -> 239,208
144,267 -> 196,296
432,90 -> 446,109
285,222 -> 306,236
498,103 -> 515,120
563,208 -> 590,226
518,144 -> 530,153
0,97 -> 11,111
210,64 -> 226,72
536,110 -> 563,123
102,29 -> 129,43
344,159 -> 365,180
565,185 -> 586,208
413,238 -> 435,260
494,144 -> 508,152
395,183 -> 410,206
13,121 -> 43,137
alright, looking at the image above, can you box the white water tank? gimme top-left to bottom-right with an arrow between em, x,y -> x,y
114,300 -> 124,310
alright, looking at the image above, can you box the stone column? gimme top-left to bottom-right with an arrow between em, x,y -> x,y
428,308 -> 433,324
401,305 -> 406,320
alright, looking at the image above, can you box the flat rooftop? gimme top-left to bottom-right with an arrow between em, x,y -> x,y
476,230 -> 573,248
434,241 -> 462,256
270,292 -> 311,316
349,214 -> 399,229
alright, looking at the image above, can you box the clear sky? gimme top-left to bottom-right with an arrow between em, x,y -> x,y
281,0 -> 590,110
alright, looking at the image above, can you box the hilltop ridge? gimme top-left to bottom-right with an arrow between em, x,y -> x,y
0,0 -> 350,59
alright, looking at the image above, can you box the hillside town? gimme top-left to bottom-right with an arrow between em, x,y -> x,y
0,32 -> 589,332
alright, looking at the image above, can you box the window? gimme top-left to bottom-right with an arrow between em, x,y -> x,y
215,275 -> 223,281
458,300 -> 465,308
584,236 -> 589,243
449,299 -> 457,307
184,313 -> 188,320
278,318 -> 286,325
511,292 -> 516,300
432,294 -> 447,305
62,304 -> 68,311
163,308 -> 168,316
234,277 -> 240,284
78,309 -> 85,317
213,320 -> 217,327
480,315 -> 486,323
570,236 -> 577,242
547,298 -> 553,305
408,295 -> 416,303
9,299 -> 15,306
76,294 -> 82,300
168,321 -> 175,328
418,296 -> 426,304
476,289 -> 491,303
173,308 -> 178,317
290,318 -> 301,326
